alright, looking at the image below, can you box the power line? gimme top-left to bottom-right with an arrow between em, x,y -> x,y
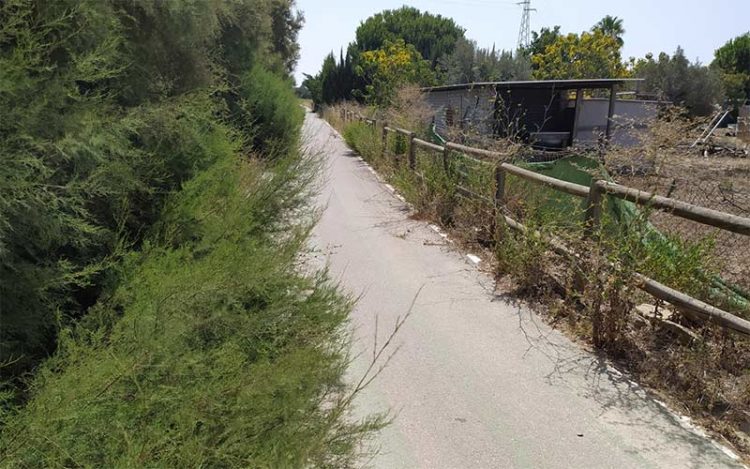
516,0 -> 535,50
420,0 -> 518,8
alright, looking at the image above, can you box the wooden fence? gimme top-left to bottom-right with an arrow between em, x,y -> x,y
340,109 -> 750,336
739,105 -> 750,143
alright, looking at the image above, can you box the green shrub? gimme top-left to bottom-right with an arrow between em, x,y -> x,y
0,151 -> 382,467
0,93 -> 234,379
343,122 -> 382,161
0,0 -> 305,383
237,66 -> 305,156
1,2 -> 382,465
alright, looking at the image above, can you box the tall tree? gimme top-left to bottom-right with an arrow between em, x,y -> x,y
320,53 -> 339,104
269,0 -> 305,74
712,33 -> 750,108
356,39 -> 436,105
309,48 -> 358,105
439,37 -> 477,84
311,6 -> 465,106
593,15 -> 625,47
525,26 -> 562,58
634,47 -> 723,116
355,6 -> 465,68
439,37 -> 531,84
531,30 -> 627,80
485,49 -> 532,81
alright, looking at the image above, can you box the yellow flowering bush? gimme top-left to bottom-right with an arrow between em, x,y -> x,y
532,30 -> 628,80
357,39 -> 436,105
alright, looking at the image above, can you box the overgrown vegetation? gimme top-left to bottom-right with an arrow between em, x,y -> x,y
0,131 -> 383,467
328,97 -> 750,458
0,0 -> 301,383
0,0 -> 382,464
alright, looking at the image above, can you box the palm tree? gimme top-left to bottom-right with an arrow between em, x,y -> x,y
593,15 -> 625,47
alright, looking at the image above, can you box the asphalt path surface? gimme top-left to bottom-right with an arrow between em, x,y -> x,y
303,109 -> 743,469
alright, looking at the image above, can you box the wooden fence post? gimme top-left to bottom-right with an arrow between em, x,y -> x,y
442,146 -> 450,174
574,179 -> 604,300
381,122 -> 388,158
408,132 -> 416,170
584,180 -> 603,240
494,165 -> 506,209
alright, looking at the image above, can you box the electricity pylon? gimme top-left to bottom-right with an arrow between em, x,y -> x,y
516,0 -> 535,50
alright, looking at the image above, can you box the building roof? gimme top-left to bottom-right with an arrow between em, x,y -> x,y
422,78 -> 644,93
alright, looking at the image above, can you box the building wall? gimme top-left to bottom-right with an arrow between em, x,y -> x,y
497,88 -> 569,137
576,99 -> 660,147
424,87 -> 496,136
424,87 -> 661,148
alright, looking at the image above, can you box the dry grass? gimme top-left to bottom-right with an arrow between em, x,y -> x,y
606,108 -> 750,293
383,86 -> 435,133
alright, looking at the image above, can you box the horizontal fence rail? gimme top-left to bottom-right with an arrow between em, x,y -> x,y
446,142 -> 506,161
634,273 -> 750,335
596,181 -> 750,236
339,110 -> 750,335
499,163 -> 591,198
413,138 -> 444,153
499,212 -> 750,336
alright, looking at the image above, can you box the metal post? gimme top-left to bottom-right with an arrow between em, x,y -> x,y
408,132 -> 416,170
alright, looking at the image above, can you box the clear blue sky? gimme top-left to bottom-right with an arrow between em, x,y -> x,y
294,0 -> 750,84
